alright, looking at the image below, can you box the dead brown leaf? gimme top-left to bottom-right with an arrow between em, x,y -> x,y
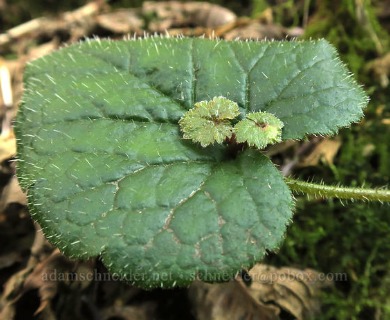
224,22 -> 287,40
97,9 -> 144,34
0,252 -> 22,269
23,251 -> 63,315
1,248 -> 96,317
0,175 -> 26,213
0,2 -> 106,48
0,131 -> 16,163
189,280 -> 279,320
143,1 -> 236,31
0,261 -> 35,318
237,264 -> 333,320
22,251 -> 96,315
101,303 -> 156,320
298,138 -> 341,167
27,40 -> 59,62
367,52 -> 390,87
0,226 -> 52,318
0,173 -> 31,283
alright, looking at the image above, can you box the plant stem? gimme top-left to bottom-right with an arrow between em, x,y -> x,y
285,178 -> 390,202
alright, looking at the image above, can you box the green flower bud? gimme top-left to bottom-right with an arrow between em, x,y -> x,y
234,112 -> 284,149
179,96 -> 240,147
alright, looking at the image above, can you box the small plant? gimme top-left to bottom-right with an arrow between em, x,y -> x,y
178,96 -> 240,147
179,96 -> 285,149
15,37 -> 390,289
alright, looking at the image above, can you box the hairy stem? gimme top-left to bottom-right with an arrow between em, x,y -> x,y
285,178 -> 390,202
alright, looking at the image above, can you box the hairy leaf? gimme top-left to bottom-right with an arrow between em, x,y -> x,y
234,112 -> 284,149
16,37 -> 367,288
179,96 -> 239,147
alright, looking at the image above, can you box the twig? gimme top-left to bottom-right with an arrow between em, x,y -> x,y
0,1 -> 106,47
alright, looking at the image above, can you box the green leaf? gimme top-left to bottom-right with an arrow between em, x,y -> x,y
234,112 -> 284,149
16,37 -> 367,288
179,96 -> 239,147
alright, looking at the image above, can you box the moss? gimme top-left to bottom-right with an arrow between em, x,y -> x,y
250,0 -> 270,18
266,199 -> 390,319
273,114 -> 390,319
266,4 -> 390,317
304,0 -> 389,78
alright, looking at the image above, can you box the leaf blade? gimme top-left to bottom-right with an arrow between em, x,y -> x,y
16,37 -> 367,288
